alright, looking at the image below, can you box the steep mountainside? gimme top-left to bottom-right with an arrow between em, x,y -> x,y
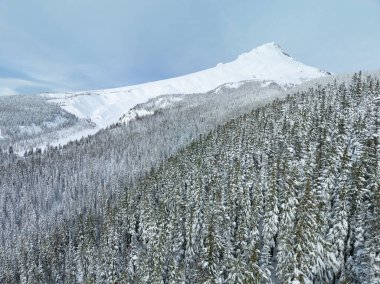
1,73 -> 379,283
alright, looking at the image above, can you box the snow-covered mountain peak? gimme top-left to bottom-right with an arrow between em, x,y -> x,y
44,43 -> 329,137
219,42 -> 329,84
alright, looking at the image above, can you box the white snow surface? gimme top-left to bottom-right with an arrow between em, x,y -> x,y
119,96 -> 183,124
119,109 -> 155,124
44,42 -> 328,140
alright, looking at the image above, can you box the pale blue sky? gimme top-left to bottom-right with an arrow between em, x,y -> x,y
0,0 -> 380,95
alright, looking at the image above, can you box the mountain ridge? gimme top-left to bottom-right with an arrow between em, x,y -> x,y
0,43 -> 330,153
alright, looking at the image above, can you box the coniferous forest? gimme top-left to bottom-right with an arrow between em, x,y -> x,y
1,73 -> 380,283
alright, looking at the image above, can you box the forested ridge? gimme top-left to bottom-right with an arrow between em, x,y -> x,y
0,82 -> 283,283
1,73 -> 379,283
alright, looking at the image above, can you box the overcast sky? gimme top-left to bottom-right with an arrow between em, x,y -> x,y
0,0 -> 380,96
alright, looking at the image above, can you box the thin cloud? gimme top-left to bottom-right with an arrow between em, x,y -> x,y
0,0 -> 380,94
0,78 -> 48,96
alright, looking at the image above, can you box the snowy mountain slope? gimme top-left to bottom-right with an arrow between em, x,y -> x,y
44,43 -> 329,132
118,80 -> 280,125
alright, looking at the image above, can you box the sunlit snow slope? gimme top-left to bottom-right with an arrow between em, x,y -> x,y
45,42 -> 329,131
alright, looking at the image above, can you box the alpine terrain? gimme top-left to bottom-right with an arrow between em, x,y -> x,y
0,43 -> 379,284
